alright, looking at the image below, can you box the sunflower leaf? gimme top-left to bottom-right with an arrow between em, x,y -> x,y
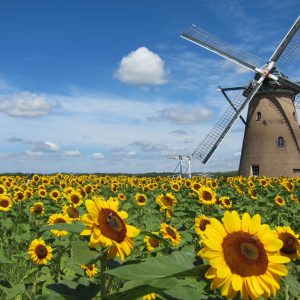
105,249 -> 205,281
42,222 -> 85,233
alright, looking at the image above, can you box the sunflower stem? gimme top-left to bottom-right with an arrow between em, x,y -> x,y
100,250 -> 108,299
285,283 -> 289,300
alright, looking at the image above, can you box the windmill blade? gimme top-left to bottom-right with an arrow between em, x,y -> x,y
269,16 -> 300,70
181,24 -> 263,72
193,80 -> 263,163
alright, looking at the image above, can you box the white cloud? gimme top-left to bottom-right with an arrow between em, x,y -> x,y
114,47 -> 167,86
41,141 -> 60,152
148,105 -> 213,125
64,150 -> 80,157
92,152 -> 105,159
25,150 -> 44,157
0,92 -> 53,117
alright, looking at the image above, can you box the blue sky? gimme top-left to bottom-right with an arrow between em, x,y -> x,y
0,0 -> 299,174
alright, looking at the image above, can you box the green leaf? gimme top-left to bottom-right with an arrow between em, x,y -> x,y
0,253 -> 11,264
105,249 -> 206,281
42,222 -> 85,233
47,282 -> 101,300
0,283 -> 25,300
70,240 -> 100,264
284,273 -> 300,298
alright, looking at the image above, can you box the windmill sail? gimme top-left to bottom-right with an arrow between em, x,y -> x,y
193,80 -> 263,163
181,24 -> 263,72
269,16 -> 300,70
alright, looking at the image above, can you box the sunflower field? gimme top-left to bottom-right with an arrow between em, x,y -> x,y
0,174 -> 299,300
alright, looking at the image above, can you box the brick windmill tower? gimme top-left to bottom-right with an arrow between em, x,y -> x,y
181,16 -> 300,177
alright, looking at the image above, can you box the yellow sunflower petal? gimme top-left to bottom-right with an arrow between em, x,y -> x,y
223,211 -> 235,233
248,214 -> 261,234
231,274 -> 243,291
241,212 -> 251,231
268,255 -> 290,264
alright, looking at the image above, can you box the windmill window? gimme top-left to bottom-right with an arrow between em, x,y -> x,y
293,112 -> 296,121
277,136 -> 285,148
251,165 -> 259,176
256,112 -> 261,121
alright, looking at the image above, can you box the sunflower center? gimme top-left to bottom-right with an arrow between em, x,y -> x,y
0,199 -> 9,207
149,237 -> 160,247
202,191 -> 212,201
71,195 -> 80,204
99,209 -> 127,243
224,199 -> 231,205
162,196 -> 173,206
67,207 -> 80,218
199,219 -> 210,231
34,205 -> 43,213
222,231 -> 268,276
138,196 -> 146,203
35,245 -> 48,259
0,187 -> 4,194
166,227 -> 177,239
240,242 -> 259,260
54,218 -> 66,224
279,233 -> 299,255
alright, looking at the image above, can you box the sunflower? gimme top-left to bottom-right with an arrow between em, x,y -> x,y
0,184 -> 7,195
30,202 -> 45,215
160,223 -> 181,247
0,194 -> 12,212
199,211 -> 290,299
84,184 -> 93,195
275,226 -> 300,260
259,177 -> 269,188
198,186 -> 217,206
13,190 -> 25,202
170,181 -> 181,192
67,190 -> 83,207
135,193 -> 147,206
156,193 -> 176,210
62,204 -> 80,220
48,213 -> 72,237
144,232 -> 160,251
275,195 -> 285,206
143,293 -> 156,300
219,196 -> 232,209
80,197 -> 140,261
195,215 -> 212,237
248,188 -> 258,200
28,239 -> 53,265
80,264 -> 99,277
281,180 -> 294,192
38,189 -> 47,198
50,189 -> 61,202
118,193 -> 126,201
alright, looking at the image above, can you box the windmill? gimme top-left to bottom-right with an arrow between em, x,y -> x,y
181,16 -> 300,177
169,155 -> 192,178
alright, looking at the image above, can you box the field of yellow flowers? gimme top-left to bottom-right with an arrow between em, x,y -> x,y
0,174 -> 299,300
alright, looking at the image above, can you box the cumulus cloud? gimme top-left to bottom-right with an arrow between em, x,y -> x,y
37,141 -> 60,152
92,152 -> 105,159
111,148 -> 137,159
0,91 -> 53,117
7,137 -> 60,153
148,105 -> 213,125
64,150 -> 80,157
114,47 -> 167,86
